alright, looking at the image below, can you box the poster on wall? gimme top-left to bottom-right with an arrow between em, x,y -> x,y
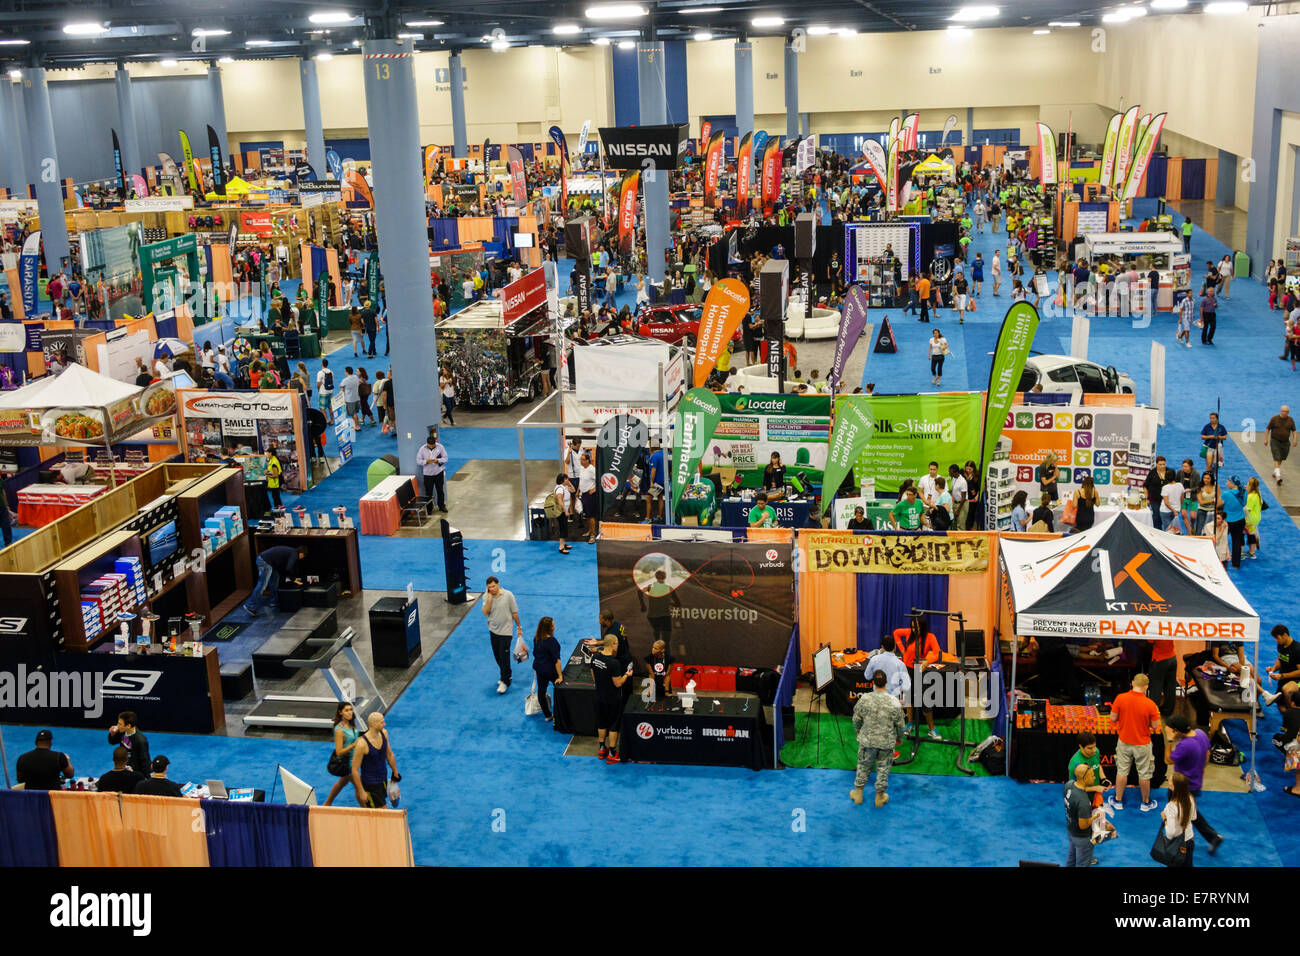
700,393 -> 831,488
177,390 -> 307,491
1002,403 -> 1158,501
839,393 -> 984,495
596,539 -> 795,667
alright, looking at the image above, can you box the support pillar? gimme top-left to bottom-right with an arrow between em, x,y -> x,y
114,67 -> 143,182
20,68 -> 70,274
783,41 -> 798,140
299,58 -> 327,175
966,107 -> 974,148
734,40 -> 753,142
1216,149 -> 1237,208
449,53 -> 468,158
638,40 -> 669,285
0,80 -> 22,192
207,65 -> 229,167
362,37 -> 438,471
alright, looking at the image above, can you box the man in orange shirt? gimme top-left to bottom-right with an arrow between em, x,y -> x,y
1148,639 -> 1178,717
1106,674 -> 1162,813
915,274 -> 932,323
894,617 -> 943,739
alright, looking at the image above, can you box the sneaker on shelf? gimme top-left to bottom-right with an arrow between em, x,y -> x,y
495,681 -> 506,694
1140,800 -> 1160,813
597,744 -> 608,759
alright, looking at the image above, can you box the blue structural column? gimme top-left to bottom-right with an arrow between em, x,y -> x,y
299,58 -> 327,174
0,80 -> 21,192
1245,15 -> 1300,275
207,65 -> 229,166
362,37 -> 438,471
20,68 -> 70,273
800,113 -> 809,137
734,40 -> 754,142
114,66 -> 143,181
1216,149 -> 1237,208
448,53 -> 468,158
783,40 -> 798,140
966,107 -> 974,148
638,39 -> 669,285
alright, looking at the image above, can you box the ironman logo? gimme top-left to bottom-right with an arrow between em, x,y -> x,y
636,722 -> 654,739
601,473 -> 619,493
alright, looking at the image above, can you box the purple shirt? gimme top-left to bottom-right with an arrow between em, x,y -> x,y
1171,729 -> 1210,792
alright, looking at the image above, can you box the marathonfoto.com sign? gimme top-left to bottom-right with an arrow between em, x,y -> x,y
805,531 -> 990,574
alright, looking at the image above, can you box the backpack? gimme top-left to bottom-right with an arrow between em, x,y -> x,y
543,491 -> 563,519
930,506 -> 952,531
322,368 -> 334,390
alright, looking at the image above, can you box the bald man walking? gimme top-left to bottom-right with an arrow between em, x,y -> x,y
1266,405 -> 1297,485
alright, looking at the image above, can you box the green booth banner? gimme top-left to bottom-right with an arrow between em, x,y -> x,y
835,393 -> 984,495
700,393 -> 831,488
138,233 -> 200,313
671,387 -> 722,511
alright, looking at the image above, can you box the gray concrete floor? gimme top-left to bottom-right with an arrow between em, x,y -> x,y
394,459 -> 563,540
1230,429 -> 1300,533
225,588 -> 476,739
1168,199 -> 1248,254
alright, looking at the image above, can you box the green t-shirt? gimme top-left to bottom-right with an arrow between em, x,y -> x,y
960,217 -> 973,232
748,505 -> 777,528
1067,748 -> 1103,786
891,499 -> 924,530
1182,221 -> 1193,236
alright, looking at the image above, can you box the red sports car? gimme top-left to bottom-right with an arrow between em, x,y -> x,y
633,304 -> 744,347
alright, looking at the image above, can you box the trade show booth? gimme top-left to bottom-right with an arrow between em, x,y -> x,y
1080,232 -> 1191,311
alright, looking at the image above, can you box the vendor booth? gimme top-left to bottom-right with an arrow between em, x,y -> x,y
1080,232 -> 1191,312
999,512 -> 1261,784
435,299 -> 554,407
176,388 -> 310,492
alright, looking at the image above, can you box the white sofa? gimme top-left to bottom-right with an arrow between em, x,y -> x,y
785,303 -> 841,340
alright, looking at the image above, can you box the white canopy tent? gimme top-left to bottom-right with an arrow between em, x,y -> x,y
999,511 -> 1261,780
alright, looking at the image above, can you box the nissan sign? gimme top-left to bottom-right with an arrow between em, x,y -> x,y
598,123 -> 690,171
501,269 -> 547,324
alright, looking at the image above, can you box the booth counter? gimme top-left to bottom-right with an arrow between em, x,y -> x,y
1080,231 -> 1191,311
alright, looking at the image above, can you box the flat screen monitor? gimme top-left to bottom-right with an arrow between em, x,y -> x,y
512,232 -> 535,248
144,520 -> 179,566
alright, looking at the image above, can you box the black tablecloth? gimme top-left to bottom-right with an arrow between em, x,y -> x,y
552,644 -> 597,737
828,659 -> 984,718
1010,728 -> 1166,786
620,694 -> 768,770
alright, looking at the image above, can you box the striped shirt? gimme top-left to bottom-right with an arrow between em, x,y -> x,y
1178,294 -> 1195,329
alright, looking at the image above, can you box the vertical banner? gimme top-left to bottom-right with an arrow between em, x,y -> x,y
367,251 -> 380,305
671,387 -> 723,510
617,170 -> 639,255
692,278 -> 750,387
760,138 -> 782,214
888,116 -> 900,153
1070,313 -> 1091,361
703,130 -> 725,208
19,231 -> 40,316
1099,113 -> 1122,190
131,174 -> 148,199
735,131 -> 753,214
978,302 -> 1040,478
941,113 -> 959,146
1112,105 -> 1141,200
178,130 -> 199,195
111,129 -> 128,198
700,120 -> 713,153
901,112 -> 920,152
158,152 -> 184,194
578,119 -> 592,156
597,414 -> 648,517
326,148 -> 343,180
885,137 -> 899,213
795,135 -> 816,176
344,169 -> 373,206
862,139 -> 888,193
1123,112 -> 1166,201
761,259 -> 788,385
192,158 -> 208,196
821,397 -> 877,506
827,285 -> 869,390
573,267 -> 593,315
506,145 -> 528,205
423,144 -> 441,185
206,125 -> 227,196
1035,122 -> 1058,186
548,125 -> 570,211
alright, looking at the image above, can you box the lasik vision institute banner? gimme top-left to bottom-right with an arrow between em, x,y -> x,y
596,540 -> 795,667
837,393 -> 983,494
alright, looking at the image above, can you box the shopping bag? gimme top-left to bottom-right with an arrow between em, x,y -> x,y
513,636 -> 529,662
525,677 -> 542,716
1061,498 -> 1078,527
1150,826 -> 1191,867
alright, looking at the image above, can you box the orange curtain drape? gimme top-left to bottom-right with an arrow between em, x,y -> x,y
300,241 -> 314,290
327,249 -> 342,308
1165,157 -> 1183,201
1204,158 -> 1218,202
50,791 -> 126,867
118,794 -> 209,866
797,558 -> 858,671
597,522 -> 653,541
746,528 -> 794,545
458,217 -> 496,243
308,806 -> 413,867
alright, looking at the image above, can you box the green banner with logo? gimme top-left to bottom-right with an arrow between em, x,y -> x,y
834,393 -> 983,495
978,301 -> 1040,479
701,393 -> 832,488
367,252 -> 380,305
821,398 -> 875,506
671,387 -> 722,511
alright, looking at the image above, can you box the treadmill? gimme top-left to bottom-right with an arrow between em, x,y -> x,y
243,627 -> 387,730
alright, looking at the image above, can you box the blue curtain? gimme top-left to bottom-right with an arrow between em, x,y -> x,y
772,627 -> 800,761
1144,153 -> 1168,197
1181,159 -> 1206,200
429,219 -> 460,251
493,216 -> 518,251
202,799 -> 313,866
855,567 -> 950,652
154,314 -> 179,339
0,790 -> 59,866
309,245 -> 329,284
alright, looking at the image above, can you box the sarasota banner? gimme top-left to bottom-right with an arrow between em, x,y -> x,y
804,531 -> 990,575
692,278 -> 750,387
671,387 -> 722,511
19,231 -> 40,316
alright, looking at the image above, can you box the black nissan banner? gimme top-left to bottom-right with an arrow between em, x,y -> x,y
596,539 -> 795,667
760,258 -> 788,386
598,123 -> 690,171
574,266 -> 593,315
596,414 -> 647,517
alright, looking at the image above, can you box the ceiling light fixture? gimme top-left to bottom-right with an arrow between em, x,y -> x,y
63,22 -> 109,36
949,5 -> 999,22
838,27 -> 858,36
1204,1 -> 1247,12
396,32 -> 424,39
751,16 -> 785,27
405,20 -> 445,27
693,31 -> 713,40
585,4 -> 649,19
308,11 -> 354,25
219,55 -> 235,63
1150,0 -> 1188,8
246,38 -> 274,46
947,25 -> 973,36
682,6 -> 724,12
491,38 -> 510,51
807,25 -> 833,35
315,51 -> 334,61
160,58 -> 178,66
8,69 -> 21,78
592,36 -> 611,45
1033,28 -> 1051,34
1101,11 -> 1130,21
617,39 -> 636,49
191,28 -> 231,37
1048,20 -> 1081,26
0,38 -> 31,46
1125,6 -> 1148,17
554,24 -> 583,34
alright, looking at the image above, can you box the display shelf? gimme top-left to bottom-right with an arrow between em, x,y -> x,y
53,529 -> 144,652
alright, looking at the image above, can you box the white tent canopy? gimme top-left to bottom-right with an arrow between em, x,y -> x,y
0,362 -> 139,411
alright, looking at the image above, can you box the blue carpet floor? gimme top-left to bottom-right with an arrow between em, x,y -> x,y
8,212 -> 1300,867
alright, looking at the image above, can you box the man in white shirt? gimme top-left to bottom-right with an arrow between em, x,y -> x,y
461,277 -> 475,303
340,366 -> 362,430
315,358 -> 335,424
918,461 -> 941,507
564,438 -> 583,515
1161,478 -> 1186,534
216,346 -> 231,374
864,632 -> 912,703
947,464 -> 969,530
153,355 -> 171,380
577,450 -> 597,542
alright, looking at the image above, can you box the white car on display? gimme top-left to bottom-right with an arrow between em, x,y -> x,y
1017,354 -> 1137,402
784,300 -> 841,340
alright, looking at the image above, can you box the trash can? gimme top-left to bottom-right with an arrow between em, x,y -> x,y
369,597 -> 421,668
1234,250 -> 1250,279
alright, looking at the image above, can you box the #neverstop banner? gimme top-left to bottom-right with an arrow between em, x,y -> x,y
596,539 -> 795,667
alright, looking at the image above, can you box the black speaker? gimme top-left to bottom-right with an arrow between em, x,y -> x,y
794,212 -> 816,260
